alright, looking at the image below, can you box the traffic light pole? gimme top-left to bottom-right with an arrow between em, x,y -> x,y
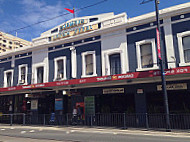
154,0 -> 171,131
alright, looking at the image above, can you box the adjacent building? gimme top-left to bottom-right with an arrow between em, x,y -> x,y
0,31 -> 31,53
0,2 -> 190,117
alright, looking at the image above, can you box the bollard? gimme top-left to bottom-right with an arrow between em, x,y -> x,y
145,113 -> 149,130
10,114 -> 13,126
23,114 -> 26,125
66,113 -> 69,126
123,113 -> 127,129
43,114 -> 46,125
90,115 -> 93,126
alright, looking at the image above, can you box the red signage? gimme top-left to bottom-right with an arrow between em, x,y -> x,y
156,28 -> 161,60
0,66 -> 190,93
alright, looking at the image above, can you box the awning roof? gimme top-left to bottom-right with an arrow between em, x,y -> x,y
0,66 -> 190,96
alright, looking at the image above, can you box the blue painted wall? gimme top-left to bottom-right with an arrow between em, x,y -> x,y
75,41 -> 101,78
172,20 -> 190,67
127,28 -> 166,72
48,48 -> 71,81
14,57 -> 32,86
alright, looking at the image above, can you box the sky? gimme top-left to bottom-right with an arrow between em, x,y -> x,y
0,0 -> 189,41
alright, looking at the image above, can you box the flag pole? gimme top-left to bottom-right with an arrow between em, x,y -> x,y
73,7 -> 75,18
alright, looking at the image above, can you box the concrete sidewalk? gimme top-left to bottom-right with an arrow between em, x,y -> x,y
0,125 -> 190,138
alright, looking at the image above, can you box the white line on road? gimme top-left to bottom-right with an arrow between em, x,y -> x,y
70,130 -> 75,133
21,131 -> 26,134
1,129 -> 5,131
66,131 -> 70,134
29,130 -> 35,133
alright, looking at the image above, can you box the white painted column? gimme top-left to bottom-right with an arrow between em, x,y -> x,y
71,47 -> 77,78
163,18 -> 176,68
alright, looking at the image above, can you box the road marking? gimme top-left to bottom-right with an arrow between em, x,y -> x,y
1,129 -> 5,131
39,128 -> 43,131
66,131 -> 70,134
21,131 -> 26,134
10,127 -> 15,130
113,132 -> 117,135
70,130 -> 75,133
29,130 -> 35,133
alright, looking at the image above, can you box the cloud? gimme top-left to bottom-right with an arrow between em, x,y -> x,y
19,0 -> 74,32
0,0 -> 80,41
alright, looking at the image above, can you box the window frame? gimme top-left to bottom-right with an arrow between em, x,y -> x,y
103,48 -> 124,76
136,39 -> 159,71
54,56 -> 67,81
18,64 -> 28,85
34,64 -> 45,84
177,31 -> 190,66
109,53 -> 122,75
4,69 -> 14,87
81,51 -> 97,78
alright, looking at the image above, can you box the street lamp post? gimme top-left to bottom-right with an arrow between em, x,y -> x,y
154,0 -> 171,131
141,0 -> 171,131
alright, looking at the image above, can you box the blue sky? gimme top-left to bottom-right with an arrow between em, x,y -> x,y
0,0 -> 189,41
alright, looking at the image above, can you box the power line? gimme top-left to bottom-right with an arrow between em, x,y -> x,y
7,0 -> 108,34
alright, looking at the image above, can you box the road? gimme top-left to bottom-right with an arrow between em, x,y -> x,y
0,125 -> 190,142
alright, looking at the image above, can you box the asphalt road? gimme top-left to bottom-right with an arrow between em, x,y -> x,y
0,126 -> 190,142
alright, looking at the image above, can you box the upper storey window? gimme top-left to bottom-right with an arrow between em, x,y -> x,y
136,39 -> 159,71
37,66 -> 44,83
18,64 -> 28,85
54,56 -> 67,81
140,43 -> 153,68
182,36 -> 190,63
4,70 -> 14,87
177,31 -> 190,66
81,51 -> 97,78
109,53 -> 121,75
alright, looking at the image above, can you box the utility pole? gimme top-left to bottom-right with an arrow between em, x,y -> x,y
141,0 -> 171,131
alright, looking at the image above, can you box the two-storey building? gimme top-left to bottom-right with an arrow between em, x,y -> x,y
0,2 -> 190,116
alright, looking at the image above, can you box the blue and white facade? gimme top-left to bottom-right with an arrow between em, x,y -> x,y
1,2 -> 190,115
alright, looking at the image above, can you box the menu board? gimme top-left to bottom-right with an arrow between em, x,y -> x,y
84,96 -> 95,115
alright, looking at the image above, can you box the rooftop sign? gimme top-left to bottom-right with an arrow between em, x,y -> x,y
50,19 -> 99,41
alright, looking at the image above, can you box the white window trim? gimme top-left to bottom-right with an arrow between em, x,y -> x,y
136,39 -> 159,71
81,51 -> 97,78
4,69 -> 14,87
18,64 -> 28,85
34,63 -> 45,84
54,56 -> 67,81
103,48 -> 125,75
177,31 -> 190,66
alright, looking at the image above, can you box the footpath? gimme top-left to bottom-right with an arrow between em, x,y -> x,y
0,125 -> 190,138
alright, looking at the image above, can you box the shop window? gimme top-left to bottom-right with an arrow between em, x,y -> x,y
37,66 -> 44,83
54,56 -> 66,81
4,70 -> 14,87
18,64 -> 28,85
81,51 -> 97,78
177,31 -> 190,66
109,53 -> 121,75
136,39 -> 158,71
